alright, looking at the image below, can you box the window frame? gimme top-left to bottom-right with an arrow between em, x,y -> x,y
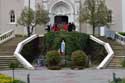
9,10 -> 16,24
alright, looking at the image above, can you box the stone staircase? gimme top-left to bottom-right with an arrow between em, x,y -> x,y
0,36 -> 26,69
98,37 -> 125,68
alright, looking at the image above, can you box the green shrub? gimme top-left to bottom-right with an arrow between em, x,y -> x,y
46,50 -> 61,67
9,61 -> 18,69
44,31 -> 89,55
119,32 -> 125,36
121,59 -> 125,68
71,50 -> 87,69
110,79 -> 125,83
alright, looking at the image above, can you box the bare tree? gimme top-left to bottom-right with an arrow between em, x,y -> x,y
79,0 -> 111,35
18,4 -> 49,37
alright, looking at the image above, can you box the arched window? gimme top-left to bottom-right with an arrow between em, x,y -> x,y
10,10 -> 15,23
107,10 -> 112,23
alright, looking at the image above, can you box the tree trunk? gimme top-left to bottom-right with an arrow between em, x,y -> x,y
27,26 -> 31,37
92,24 -> 96,36
31,26 -> 34,35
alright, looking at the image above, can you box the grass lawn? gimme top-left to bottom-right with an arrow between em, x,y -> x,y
111,79 -> 125,83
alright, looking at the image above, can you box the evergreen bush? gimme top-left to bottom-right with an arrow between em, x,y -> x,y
46,50 -> 61,67
71,50 -> 87,69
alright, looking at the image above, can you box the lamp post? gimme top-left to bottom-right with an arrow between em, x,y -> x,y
29,0 -> 30,10
28,0 -> 31,36
79,0 -> 82,32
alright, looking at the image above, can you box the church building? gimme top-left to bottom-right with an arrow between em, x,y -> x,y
0,0 -> 125,35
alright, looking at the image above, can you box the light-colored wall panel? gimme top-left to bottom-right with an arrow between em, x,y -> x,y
0,0 -> 24,34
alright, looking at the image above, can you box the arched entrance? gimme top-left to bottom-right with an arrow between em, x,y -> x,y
49,1 -> 74,25
54,15 -> 68,24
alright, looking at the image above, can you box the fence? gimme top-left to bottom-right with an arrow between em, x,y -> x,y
0,29 -> 15,44
105,28 -> 125,45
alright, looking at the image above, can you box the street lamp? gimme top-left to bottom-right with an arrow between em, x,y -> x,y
28,0 -> 31,36
79,0 -> 82,32
29,0 -> 30,10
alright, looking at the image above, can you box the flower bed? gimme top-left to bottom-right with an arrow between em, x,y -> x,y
0,74 -> 25,83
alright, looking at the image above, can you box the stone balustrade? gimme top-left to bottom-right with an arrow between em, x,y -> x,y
0,29 -> 15,44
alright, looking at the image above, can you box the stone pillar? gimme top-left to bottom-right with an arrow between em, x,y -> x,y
74,0 -> 80,31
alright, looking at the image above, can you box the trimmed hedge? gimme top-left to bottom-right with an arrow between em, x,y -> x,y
44,31 -> 89,55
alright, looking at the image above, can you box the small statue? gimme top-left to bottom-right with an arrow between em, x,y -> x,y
60,40 -> 65,56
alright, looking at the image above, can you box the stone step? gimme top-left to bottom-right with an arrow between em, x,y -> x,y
107,56 -> 125,68
0,36 -> 26,69
0,56 -> 23,69
0,45 -> 17,48
108,64 -> 122,67
0,54 -> 14,56
0,52 -> 13,55
112,46 -> 124,50
114,50 -> 125,55
0,49 -> 15,52
0,57 -> 17,67
107,66 -> 122,69
98,37 -> 125,68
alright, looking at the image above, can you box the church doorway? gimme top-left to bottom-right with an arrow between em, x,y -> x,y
54,16 -> 68,24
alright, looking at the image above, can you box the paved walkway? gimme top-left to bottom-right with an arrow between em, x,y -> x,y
0,68 -> 125,83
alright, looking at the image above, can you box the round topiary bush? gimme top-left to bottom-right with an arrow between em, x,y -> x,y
71,50 -> 87,69
46,50 -> 61,68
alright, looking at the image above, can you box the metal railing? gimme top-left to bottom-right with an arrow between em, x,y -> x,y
105,28 -> 116,40
115,32 -> 125,45
0,29 -> 15,44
